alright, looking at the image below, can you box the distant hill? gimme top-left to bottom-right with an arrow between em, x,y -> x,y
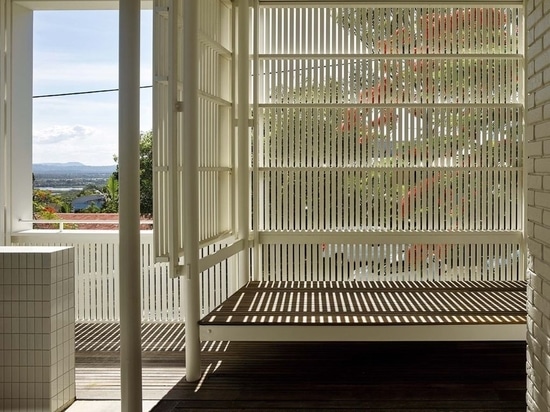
33,162 -> 116,175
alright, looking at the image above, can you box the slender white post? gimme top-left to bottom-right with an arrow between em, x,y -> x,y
182,0 -> 201,383
9,4 -> 33,236
237,0 -> 250,285
119,0 -> 142,410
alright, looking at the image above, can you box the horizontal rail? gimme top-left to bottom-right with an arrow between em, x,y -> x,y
257,230 -> 524,245
258,53 -> 523,60
18,219 -> 153,232
258,2 -> 523,7
258,102 -> 523,109
257,166 -> 523,172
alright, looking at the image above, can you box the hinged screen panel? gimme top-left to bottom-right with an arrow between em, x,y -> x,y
153,0 -> 234,264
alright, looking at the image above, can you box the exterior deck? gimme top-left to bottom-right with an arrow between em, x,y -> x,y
75,322 -> 527,410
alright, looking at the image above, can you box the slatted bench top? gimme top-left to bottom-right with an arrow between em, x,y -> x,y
199,280 -> 527,342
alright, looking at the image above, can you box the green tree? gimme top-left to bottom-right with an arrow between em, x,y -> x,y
110,130 -> 153,216
101,175 -> 119,213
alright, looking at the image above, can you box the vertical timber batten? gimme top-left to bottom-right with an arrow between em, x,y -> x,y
183,0 -> 201,383
238,0 -> 251,285
167,0 -> 181,276
119,0 -> 143,410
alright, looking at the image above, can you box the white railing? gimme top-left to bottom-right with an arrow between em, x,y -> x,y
11,230 -> 234,322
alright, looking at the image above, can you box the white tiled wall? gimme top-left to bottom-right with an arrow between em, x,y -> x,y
0,246 -> 75,411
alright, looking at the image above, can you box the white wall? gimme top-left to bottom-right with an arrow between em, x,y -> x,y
525,0 -> 550,410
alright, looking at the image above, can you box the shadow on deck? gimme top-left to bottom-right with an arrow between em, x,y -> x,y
76,322 -> 526,411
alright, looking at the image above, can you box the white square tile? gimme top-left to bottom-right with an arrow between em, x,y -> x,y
19,254 -> 27,269
50,378 -> 57,398
9,254 -> 18,269
11,365 -> 20,383
63,264 -> 70,280
43,254 -> 52,269
24,318 -> 33,334
19,334 -> 28,351
20,366 -> 29,383
35,285 -> 43,301
56,283 -> 63,303
62,371 -> 69,392
44,365 -> 52,383
43,285 -> 51,301
69,383 -> 75,401
28,381 -> 36,398
37,318 -> 46,334
51,361 -> 58,381
42,301 -> 50,317
12,334 -> 20,352
38,381 -> 47,398
42,350 -> 50,368
26,254 -> 36,269
37,269 -> 48,285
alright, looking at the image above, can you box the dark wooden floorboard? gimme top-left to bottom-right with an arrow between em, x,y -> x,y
75,323 -> 526,411
152,341 -> 526,411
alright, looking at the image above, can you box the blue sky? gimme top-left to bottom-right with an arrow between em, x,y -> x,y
33,10 -> 153,166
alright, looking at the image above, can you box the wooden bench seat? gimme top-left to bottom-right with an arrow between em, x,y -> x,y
199,280 -> 526,342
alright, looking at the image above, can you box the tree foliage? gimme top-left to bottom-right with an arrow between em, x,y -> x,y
110,130 -> 153,216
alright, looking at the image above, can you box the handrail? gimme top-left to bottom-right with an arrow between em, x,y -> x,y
18,218 -> 153,231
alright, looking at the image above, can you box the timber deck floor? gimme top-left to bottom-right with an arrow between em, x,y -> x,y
199,280 -> 527,342
201,280 -> 527,326
76,322 -> 527,411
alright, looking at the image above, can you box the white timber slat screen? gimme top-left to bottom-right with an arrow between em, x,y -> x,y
153,0 -> 234,260
153,0 -> 235,315
254,5 -> 524,282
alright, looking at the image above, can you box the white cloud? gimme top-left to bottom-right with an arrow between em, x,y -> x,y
34,124 -> 96,145
33,125 -> 118,165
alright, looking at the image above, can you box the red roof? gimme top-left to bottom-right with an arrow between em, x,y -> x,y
38,213 -> 153,230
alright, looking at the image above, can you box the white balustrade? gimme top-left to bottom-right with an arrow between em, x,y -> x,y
11,230 -> 233,322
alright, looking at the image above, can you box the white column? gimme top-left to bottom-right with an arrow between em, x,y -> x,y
182,0 -> 201,383
119,0 -> 142,410
237,0 -> 250,285
9,4 -> 33,237
0,0 -> 8,246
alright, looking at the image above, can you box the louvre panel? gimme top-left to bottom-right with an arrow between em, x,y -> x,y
254,5 -> 524,281
153,0 -> 174,261
153,0 -> 234,263
197,0 -> 233,246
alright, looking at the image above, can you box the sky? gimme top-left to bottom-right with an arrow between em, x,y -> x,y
33,10 -> 153,166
